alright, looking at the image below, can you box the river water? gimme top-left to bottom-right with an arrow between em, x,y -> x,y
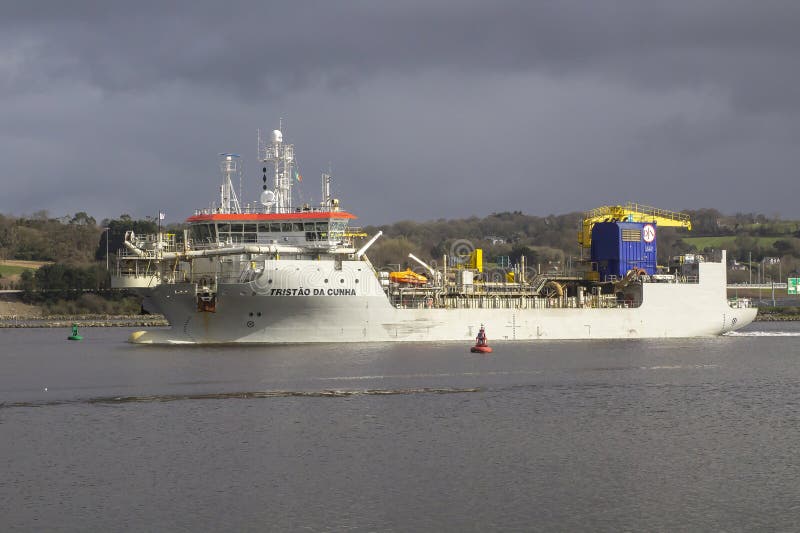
1,322 -> 799,531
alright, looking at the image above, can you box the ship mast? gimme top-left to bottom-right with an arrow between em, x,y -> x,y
258,123 -> 295,213
218,153 -> 242,214
321,171 -> 332,209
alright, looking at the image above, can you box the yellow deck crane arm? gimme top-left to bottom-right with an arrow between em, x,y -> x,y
579,202 -> 691,248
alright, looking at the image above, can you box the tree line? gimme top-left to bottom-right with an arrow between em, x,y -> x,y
0,211 -> 159,311
365,208 -> 800,277
2,207 -> 799,295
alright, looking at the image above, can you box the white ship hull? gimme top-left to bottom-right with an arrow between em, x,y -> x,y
113,125 -> 757,345
128,253 -> 756,344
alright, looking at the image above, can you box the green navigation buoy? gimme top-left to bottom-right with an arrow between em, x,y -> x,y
67,323 -> 83,341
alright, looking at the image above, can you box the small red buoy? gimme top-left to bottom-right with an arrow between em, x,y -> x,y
470,324 -> 492,353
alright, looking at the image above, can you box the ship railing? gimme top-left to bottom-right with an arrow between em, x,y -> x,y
622,202 -> 691,225
193,204 -> 346,216
116,247 -> 174,260
471,284 -> 541,296
649,273 -> 677,283
596,273 -> 700,285
728,297 -> 752,308
430,293 -> 640,310
112,255 -> 162,283
384,286 -> 661,310
113,269 -> 161,282
119,233 -> 181,257
527,274 -> 549,294
116,248 -> 160,260
132,233 -> 178,248
187,239 -> 235,251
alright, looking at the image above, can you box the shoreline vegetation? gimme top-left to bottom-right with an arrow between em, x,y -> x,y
0,314 -> 168,328
752,308 -> 800,322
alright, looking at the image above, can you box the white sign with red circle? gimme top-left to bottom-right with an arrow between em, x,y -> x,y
642,224 -> 656,243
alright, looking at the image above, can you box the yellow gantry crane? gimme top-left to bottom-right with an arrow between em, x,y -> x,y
579,202 -> 692,248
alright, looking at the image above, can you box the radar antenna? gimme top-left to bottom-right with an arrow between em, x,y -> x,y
258,124 -> 295,213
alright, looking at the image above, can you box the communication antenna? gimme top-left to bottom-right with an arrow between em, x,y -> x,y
258,122 -> 295,213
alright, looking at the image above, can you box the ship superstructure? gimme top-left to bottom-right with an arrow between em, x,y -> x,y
112,125 -> 756,344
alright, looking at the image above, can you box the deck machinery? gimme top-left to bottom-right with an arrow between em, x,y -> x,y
511,202 -> 694,302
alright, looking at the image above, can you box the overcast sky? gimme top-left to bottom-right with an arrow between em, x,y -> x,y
2,1 -> 799,225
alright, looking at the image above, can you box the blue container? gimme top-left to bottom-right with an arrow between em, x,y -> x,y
590,222 -> 657,280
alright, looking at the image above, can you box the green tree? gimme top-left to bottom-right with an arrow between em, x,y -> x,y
70,212 -> 97,226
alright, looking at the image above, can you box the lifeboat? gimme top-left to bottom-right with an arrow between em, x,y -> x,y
389,268 -> 428,285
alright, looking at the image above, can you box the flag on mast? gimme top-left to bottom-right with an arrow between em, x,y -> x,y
294,168 -> 302,182
159,212 -> 166,220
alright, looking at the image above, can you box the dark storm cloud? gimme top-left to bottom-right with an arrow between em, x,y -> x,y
2,1 -> 800,222
5,1 -> 800,106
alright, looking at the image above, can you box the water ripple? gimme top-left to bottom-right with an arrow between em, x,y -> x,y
725,330 -> 800,337
1,387 -> 482,409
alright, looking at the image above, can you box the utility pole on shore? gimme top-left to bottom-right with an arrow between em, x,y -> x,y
103,227 -> 110,271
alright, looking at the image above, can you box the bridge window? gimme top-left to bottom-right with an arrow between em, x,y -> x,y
329,219 -> 348,239
242,224 -> 257,243
190,223 -> 214,244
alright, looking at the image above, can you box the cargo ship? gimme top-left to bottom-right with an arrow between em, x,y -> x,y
111,126 -> 756,344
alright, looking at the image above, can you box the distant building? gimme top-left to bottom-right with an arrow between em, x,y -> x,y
716,217 -> 738,230
729,260 -> 748,271
484,235 -> 506,245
